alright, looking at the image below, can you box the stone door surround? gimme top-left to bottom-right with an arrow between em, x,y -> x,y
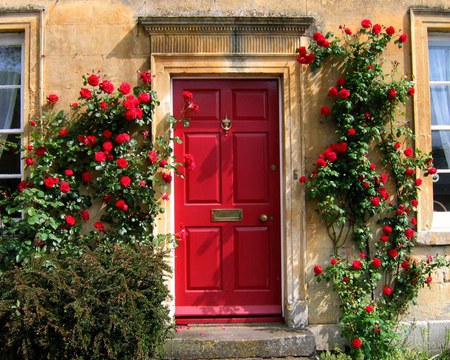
139,16 -> 312,328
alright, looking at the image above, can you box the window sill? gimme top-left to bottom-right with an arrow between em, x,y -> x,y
416,230 -> 450,245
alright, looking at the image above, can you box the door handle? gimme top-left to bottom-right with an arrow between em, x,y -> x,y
260,214 -> 269,222
221,115 -> 232,135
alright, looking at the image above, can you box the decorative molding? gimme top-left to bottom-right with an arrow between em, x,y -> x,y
139,16 -> 313,54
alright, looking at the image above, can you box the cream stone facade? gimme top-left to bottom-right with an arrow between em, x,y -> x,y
2,0 -> 450,351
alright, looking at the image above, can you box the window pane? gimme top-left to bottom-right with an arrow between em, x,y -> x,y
430,86 -> 450,126
0,134 -> 21,174
0,88 -> 20,129
432,130 -> 450,169
0,45 -> 21,85
429,41 -> 450,81
433,173 -> 450,212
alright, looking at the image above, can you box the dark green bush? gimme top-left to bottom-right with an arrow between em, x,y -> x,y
0,244 -> 172,359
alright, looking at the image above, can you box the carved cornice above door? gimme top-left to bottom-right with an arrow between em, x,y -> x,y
138,16 -> 313,55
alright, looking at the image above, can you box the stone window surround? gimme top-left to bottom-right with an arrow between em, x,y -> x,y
411,8 -> 450,245
139,16 -> 313,328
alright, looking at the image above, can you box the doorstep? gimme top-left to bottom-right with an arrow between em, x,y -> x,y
163,323 -> 316,359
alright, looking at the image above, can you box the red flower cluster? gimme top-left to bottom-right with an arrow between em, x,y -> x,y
296,46 -> 316,64
316,142 -> 348,167
313,32 -> 330,48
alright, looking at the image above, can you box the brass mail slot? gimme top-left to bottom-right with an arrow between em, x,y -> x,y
211,209 -> 243,222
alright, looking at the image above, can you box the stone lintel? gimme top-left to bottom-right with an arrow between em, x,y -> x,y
138,16 -> 313,54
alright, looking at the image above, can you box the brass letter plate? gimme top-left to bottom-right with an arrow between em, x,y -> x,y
211,209 -> 243,222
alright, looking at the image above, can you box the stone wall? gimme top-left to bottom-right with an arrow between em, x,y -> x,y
2,0 -> 450,350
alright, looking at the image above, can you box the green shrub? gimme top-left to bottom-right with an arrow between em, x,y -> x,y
0,244 -> 171,359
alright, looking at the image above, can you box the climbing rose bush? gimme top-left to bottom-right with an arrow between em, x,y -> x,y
0,71 -> 198,267
297,21 -> 449,359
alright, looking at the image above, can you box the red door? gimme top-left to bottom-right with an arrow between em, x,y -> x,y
173,79 -> 281,321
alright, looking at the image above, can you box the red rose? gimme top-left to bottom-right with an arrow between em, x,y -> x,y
82,172 -> 92,183
100,101 -> 108,109
405,228 -> 415,239
297,53 -> 316,64
334,142 -> 348,153
159,159 -> 168,167
100,80 -> 114,94
87,74 -> 100,86
415,178 -> 422,186
316,158 -> 327,167
370,163 -> 376,170
411,199 -> 419,207
352,338 -> 362,349
162,172 -> 172,184
115,133 -> 130,144
328,87 -> 339,97
380,235 -> 389,242
320,105 -> 331,116
399,33 -> 408,43
299,175 -> 307,183
147,150 -> 158,163
388,249 -> 398,258
344,28 -> 352,35
336,77 -> 346,87
80,88 -> 92,99
138,92 -> 151,103
383,286 -> 393,296
371,257 -> 382,268
372,24 -> 381,34
94,221 -> 106,232
71,103 -> 79,109
387,88 -> 397,99
123,95 -> 140,110
94,151 -> 107,162
35,147 -> 46,156
120,176 -> 131,187
140,71 -> 152,84
183,91 -> 193,100
382,225 -> 392,235
119,82 -> 131,95
65,215 -> 75,226
366,305 -> 374,313
116,199 -> 128,211
361,19 -> 372,28
47,94 -> 59,104
411,217 -> 417,225
371,196 -> 381,206
386,26 -> 395,36
102,130 -> 112,139
298,46 -> 307,56
313,265 -> 323,275
347,128 -> 356,136
394,142 -> 401,149
405,168 -> 414,176
403,148 -> 413,157
426,276 -> 432,284
44,177 -> 59,189
339,89 -> 350,99
81,210 -> 90,221
65,169 -> 74,176
352,260 -> 362,270
25,157 -> 34,166
60,181 -> 71,193
343,276 -> 349,283
401,260 -> 410,270
330,258 -> 337,265
408,87 -> 415,96
59,128 -> 68,136
324,150 -> 337,162
30,120 -> 37,126
116,158 -> 128,168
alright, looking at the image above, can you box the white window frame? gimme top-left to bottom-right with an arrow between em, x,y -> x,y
0,33 -> 24,189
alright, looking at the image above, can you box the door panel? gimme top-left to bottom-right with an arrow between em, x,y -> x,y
174,79 -> 281,320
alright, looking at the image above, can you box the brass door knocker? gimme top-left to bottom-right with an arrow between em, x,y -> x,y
221,115 -> 232,135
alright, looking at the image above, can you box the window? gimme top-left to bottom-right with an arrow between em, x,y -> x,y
411,9 -> 450,243
0,33 -> 23,198
429,36 -> 450,228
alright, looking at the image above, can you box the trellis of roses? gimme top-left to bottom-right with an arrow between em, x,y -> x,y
0,71 -> 197,267
297,20 -> 449,358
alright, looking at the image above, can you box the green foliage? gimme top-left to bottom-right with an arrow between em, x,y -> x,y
0,71 -> 197,268
0,243 -> 171,359
298,20 -> 450,359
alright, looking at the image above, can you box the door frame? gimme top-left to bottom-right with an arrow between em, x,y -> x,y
151,54 -> 309,328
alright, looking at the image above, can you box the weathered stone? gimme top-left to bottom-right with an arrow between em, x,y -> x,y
164,324 -> 316,360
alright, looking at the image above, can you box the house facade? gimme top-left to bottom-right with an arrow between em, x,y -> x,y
1,0 -> 450,351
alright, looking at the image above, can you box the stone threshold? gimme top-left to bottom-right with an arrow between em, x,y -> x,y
163,323 -> 316,359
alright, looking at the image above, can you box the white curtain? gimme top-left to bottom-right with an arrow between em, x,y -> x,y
429,47 -> 450,169
0,72 -> 20,130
